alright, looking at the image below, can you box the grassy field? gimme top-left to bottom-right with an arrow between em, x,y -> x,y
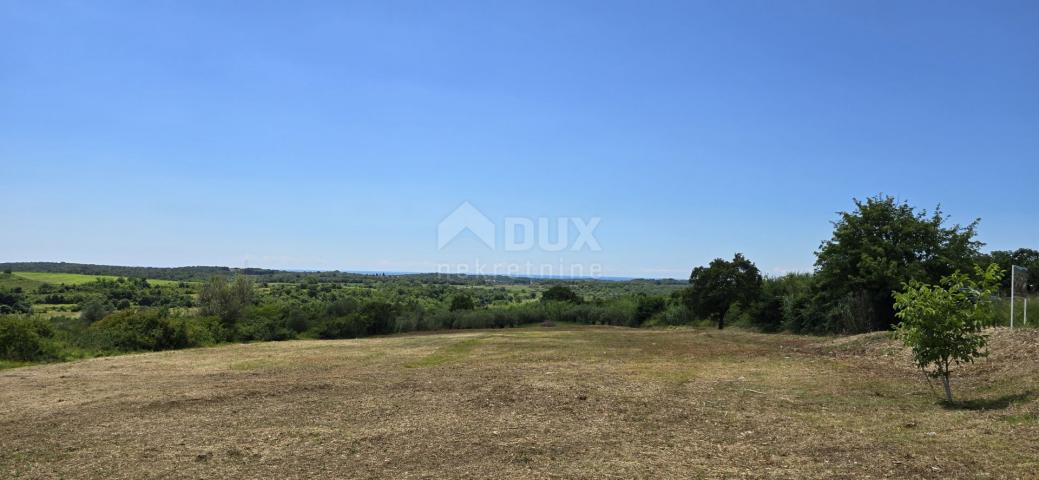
0,272 -> 45,290
6,271 -> 184,287
1,326 -> 1036,479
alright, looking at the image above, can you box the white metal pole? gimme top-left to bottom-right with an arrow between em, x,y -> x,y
1010,266 -> 1015,329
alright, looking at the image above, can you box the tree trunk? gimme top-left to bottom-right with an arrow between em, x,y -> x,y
941,373 -> 953,403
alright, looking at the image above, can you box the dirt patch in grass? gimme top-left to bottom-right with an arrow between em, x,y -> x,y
1,326 -> 1037,479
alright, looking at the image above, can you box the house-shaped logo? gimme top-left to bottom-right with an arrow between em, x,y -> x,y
437,202 -> 495,250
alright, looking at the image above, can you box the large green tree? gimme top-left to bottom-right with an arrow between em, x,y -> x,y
198,275 -> 255,335
541,285 -> 582,304
814,195 -> 981,332
685,253 -> 762,329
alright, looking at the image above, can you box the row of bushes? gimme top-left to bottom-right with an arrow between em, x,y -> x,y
0,310 -> 197,362
1,290 -> 697,362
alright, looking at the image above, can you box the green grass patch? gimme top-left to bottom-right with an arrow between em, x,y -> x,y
0,272 -> 44,291
12,272 -> 182,286
0,360 -> 33,370
1001,413 -> 1039,425
405,338 -> 482,368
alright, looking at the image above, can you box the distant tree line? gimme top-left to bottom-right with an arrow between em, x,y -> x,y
0,263 -> 248,282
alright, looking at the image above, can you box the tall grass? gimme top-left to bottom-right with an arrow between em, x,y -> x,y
991,294 -> 1038,328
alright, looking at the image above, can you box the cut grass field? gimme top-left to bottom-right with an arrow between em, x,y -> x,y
1,326 -> 1037,479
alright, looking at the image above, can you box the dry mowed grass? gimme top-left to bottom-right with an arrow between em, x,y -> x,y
1,326 -> 1037,479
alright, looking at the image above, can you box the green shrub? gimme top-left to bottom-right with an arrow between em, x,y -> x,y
360,301 -> 397,335
313,314 -> 366,339
554,302 -> 633,326
449,293 -> 476,311
392,303 -> 426,333
633,295 -> 667,326
646,304 -> 693,326
0,289 -> 32,314
173,315 -> 224,346
89,308 -> 189,352
326,297 -> 360,317
237,319 -> 295,341
283,306 -> 313,333
237,304 -> 295,342
0,316 -> 56,361
79,299 -> 113,323
422,304 -> 546,331
749,295 -> 785,332
541,285 -> 582,303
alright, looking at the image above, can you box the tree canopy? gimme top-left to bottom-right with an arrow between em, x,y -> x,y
814,195 -> 981,332
449,293 -> 476,311
684,253 -> 762,329
541,285 -> 582,304
198,276 -> 255,335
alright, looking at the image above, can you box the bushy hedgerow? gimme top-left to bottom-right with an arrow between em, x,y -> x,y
313,314 -> 367,339
0,288 -> 32,315
550,303 -> 623,326
541,285 -> 583,303
88,308 -> 189,352
6,281 -> 703,367
444,306 -> 541,329
644,304 -> 694,326
175,315 -> 224,346
237,304 -> 296,342
0,316 -> 58,361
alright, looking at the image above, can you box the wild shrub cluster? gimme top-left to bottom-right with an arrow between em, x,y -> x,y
0,288 -> 32,314
0,278 -> 693,363
0,316 -> 58,361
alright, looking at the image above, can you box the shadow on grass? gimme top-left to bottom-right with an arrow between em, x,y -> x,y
943,390 -> 1035,410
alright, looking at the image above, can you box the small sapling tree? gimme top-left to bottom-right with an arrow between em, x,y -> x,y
893,264 -> 1002,403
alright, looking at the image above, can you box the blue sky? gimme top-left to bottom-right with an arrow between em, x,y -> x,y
1,1 -> 1037,278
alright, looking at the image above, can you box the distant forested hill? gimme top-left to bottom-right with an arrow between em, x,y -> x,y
0,262 -> 279,282
0,262 -> 686,287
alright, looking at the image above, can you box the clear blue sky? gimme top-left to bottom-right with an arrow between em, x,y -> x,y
2,1 -> 1036,278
